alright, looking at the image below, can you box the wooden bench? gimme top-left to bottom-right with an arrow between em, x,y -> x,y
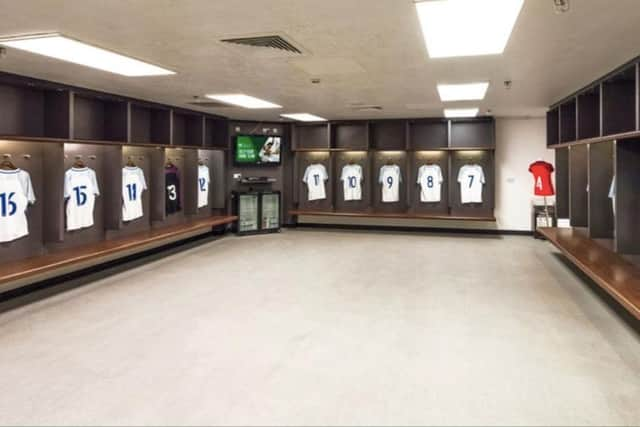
0,215 -> 237,293
289,210 -> 496,222
539,227 -> 640,320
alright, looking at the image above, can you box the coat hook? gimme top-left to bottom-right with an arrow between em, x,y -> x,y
2,153 -> 12,159
88,155 -> 97,160
22,154 -> 31,160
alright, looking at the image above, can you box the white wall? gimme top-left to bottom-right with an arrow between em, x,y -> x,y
494,117 -> 554,231
299,117 -> 553,232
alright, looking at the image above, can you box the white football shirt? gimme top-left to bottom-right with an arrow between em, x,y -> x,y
379,164 -> 402,203
122,166 -> 147,222
303,164 -> 329,201
197,165 -> 210,208
458,164 -> 485,204
609,176 -> 616,199
340,164 -> 363,201
64,167 -> 100,231
417,164 -> 444,203
0,169 -> 36,243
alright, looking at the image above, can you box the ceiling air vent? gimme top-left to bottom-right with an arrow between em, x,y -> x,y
350,104 -> 383,112
186,101 -> 233,108
220,35 -> 302,54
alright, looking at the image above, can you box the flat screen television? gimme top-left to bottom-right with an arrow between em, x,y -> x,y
234,135 -> 281,166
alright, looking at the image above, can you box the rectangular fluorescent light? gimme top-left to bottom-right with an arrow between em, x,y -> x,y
0,33 -> 175,76
280,113 -> 327,122
415,0 -> 524,58
438,82 -> 489,101
444,108 -> 479,118
205,94 -> 282,109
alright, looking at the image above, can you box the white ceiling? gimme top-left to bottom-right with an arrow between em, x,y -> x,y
0,0 -> 639,121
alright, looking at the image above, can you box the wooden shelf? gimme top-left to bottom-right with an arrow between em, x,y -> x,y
549,130 -> 640,149
292,147 -> 367,152
0,135 -> 228,150
289,210 -> 496,222
539,227 -> 640,320
0,215 -> 237,292
291,147 -> 495,153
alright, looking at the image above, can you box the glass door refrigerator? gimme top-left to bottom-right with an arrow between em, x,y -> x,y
233,191 -> 280,235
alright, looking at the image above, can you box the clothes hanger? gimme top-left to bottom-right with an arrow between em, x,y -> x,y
0,154 -> 17,170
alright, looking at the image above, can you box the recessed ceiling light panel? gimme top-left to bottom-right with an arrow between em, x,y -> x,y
415,0 -> 524,58
0,33 -> 175,76
280,113 -> 327,122
438,82 -> 489,101
205,94 -> 282,109
444,108 -> 479,118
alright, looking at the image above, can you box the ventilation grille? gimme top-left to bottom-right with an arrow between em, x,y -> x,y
220,35 -> 302,54
350,104 -> 383,112
186,101 -> 233,108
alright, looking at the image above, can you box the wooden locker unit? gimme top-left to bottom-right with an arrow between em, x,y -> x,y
0,141 -> 46,263
290,116 -> 496,222
408,151 -> 449,216
330,122 -> 368,150
130,103 -> 171,145
295,151 -> 333,212
569,145 -> 589,228
588,141 -> 614,241
554,148 -> 570,219
371,150 -> 408,214
333,151 -> 370,213
615,139 -> 640,256
577,85 -> 601,140
73,93 -> 128,142
449,150 -> 494,219
292,123 -> 329,150
0,71 -> 236,292
543,55 -> 640,321
408,119 -> 448,150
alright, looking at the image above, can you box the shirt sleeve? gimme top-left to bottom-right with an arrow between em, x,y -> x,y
457,166 -> 464,183
417,166 -> 423,184
438,166 -> 444,183
206,167 -> 211,184
322,165 -> 328,181
91,169 -> 100,196
378,167 -> 384,184
23,171 -> 36,204
397,167 -> 402,183
548,163 -> 555,173
609,177 -> 616,199
358,165 -> 363,182
63,170 -> 71,199
340,166 -> 347,181
139,169 -> 148,191
302,166 -> 310,183
480,167 -> 486,184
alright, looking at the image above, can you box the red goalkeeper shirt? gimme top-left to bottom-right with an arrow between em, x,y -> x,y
528,161 -> 555,196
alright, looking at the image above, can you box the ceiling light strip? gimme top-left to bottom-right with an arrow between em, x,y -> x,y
0,33 -> 175,77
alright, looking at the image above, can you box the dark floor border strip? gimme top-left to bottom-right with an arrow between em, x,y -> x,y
284,223 -> 533,236
0,227 -> 228,304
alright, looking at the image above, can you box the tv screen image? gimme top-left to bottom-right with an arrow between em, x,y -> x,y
235,135 -> 281,165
